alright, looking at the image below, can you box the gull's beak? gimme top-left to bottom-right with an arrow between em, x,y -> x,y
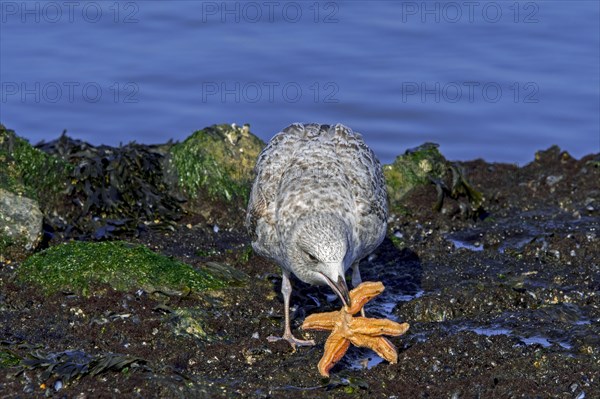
322,273 -> 351,307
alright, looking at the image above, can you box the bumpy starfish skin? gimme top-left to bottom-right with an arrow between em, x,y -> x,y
347,281 -> 385,314
302,281 -> 410,376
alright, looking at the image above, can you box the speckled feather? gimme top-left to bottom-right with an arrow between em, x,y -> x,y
246,123 -> 388,283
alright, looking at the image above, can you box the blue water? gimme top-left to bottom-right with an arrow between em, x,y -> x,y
1,1 -> 598,164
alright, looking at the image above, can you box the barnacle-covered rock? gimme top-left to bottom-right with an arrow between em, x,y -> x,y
169,123 -> 265,202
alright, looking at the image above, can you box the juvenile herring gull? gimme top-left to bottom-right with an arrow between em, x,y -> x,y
246,123 -> 388,348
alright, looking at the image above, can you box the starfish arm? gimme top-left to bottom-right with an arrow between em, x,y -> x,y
303,282 -> 411,376
350,318 -> 410,337
347,281 -> 385,315
302,311 -> 339,331
318,333 -> 351,377
349,335 -> 399,364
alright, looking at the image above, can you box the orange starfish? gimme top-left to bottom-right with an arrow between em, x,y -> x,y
302,281 -> 410,377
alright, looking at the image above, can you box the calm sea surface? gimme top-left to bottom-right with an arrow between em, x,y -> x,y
1,1 -> 598,164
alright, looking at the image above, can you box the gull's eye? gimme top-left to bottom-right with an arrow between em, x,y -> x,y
307,253 -> 318,262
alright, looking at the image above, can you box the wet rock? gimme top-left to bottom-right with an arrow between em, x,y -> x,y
16,240 -> 238,296
545,174 -> 563,186
445,229 -> 485,251
169,123 -> 265,202
583,197 -> 598,214
0,188 -> 43,257
395,281 -> 537,323
242,347 -> 273,366
533,145 -> 572,164
203,261 -> 249,286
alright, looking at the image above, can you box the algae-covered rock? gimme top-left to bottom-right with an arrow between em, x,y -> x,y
0,188 -> 43,257
168,307 -> 212,341
16,241 -> 234,296
383,143 -> 483,214
384,143 -> 447,203
0,125 -> 71,205
170,124 -> 265,202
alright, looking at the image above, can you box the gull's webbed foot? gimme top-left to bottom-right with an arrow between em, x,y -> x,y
267,332 -> 315,350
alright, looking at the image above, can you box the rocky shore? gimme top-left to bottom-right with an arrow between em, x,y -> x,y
1,124 -> 598,397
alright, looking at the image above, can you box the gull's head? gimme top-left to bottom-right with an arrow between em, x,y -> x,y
287,214 -> 351,306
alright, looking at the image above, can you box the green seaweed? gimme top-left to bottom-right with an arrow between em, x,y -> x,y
0,235 -> 16,254
170,124 -> 265,202
446,163 -> 484,211
0,125 -> 71,204
236,245 -> 254,264
389,233 -> 405,250
0,349 -> 20,368
17,241 -> 230,296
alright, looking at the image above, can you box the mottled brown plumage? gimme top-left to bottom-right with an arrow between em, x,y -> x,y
246,123 -> 388,347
